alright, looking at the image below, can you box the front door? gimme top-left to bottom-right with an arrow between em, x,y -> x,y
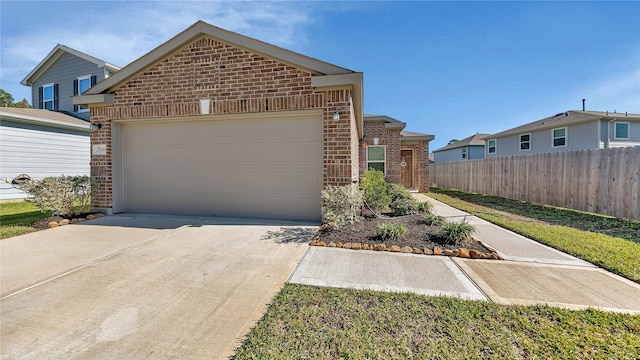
400,150 -> 413,188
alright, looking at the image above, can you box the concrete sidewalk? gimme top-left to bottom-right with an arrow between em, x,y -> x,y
289,194 -> 640,314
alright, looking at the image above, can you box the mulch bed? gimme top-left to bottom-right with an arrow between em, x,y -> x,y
315,214 -> 495,256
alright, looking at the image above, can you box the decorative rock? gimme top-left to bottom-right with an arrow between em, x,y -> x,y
48,221 -> 59,228
401,246 -> 413,253
343,242 -> 352,249
412,247 -> 423,255
487,253 -> 500,260
374,244 -> 386,251
76,218 -> 85,222
58,219 -> 70,226
423,247 -> 433,255
362,244 -> 369,250
351,243 -> 362,250
310,239 -> 318,246
443,249 -> 459,257
85,214 -> 96,220
469,249 -> 482,259
70,218 -> 78,224
480,252 -> 493,259
328,242 -> 336,248
458,248 -> 470,258
94,213 -> 105,218
433,246 -> 443,255
336,242 -> 343,248
316,241 -> 327,247
388,245 -> 401,252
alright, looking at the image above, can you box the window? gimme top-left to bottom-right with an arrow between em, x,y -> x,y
552,127 -> 567,147
615,122 -> 629,140
366,146 -> 386,173
42,83 -> 54,110
519,134 -> 530,151
74,75 -> 96,112
487,139 -> 496,154
461,147 -> 467,159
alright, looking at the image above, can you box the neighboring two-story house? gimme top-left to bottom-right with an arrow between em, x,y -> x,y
483,110 -> 640,158
432,133 -> 489,163
20,44 -> 120,120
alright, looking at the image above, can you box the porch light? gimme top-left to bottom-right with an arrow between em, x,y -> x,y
89,123 -> 102,132
373,137 -> 379,145
332,111 -> 340,121
200,99 -> 211,115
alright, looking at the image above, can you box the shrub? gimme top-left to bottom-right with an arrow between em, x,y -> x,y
422,213 -> 445,227
417,201 -> 433,214
388,183 -> 419,216
321,185 -> 364,229
360,169 -> 391,212
19,175 -> 99,216
377,223 -> 408,241
440,217 -> 476,245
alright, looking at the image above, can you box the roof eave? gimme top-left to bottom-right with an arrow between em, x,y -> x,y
312,72 -> 364,138
402,134 -> 434,142
0,111 -> 90,132
73,94 -> 115,106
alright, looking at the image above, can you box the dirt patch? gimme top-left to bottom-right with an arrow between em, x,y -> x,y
316,214 -> 488,253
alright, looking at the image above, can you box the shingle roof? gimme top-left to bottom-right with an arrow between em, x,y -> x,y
0,107 -> 90,131
484,110 -> 640,139
433,133 -> 490,152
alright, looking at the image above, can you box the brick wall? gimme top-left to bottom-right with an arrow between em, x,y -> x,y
90,36 -> 358,210
360,120 -> 402,184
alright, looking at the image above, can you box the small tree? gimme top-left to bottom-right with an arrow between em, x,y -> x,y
360,169 -> 391,212
19,175 -> 99,216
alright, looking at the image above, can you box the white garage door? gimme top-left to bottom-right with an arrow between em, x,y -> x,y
120,112 -> 323,221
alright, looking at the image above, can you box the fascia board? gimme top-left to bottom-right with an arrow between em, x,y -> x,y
72,94 -> 114,106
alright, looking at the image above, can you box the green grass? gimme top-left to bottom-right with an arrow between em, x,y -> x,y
426,189 -> 640,283
429,188 -> 640,243
234,284 -> 640,359
0,201 -> 52,239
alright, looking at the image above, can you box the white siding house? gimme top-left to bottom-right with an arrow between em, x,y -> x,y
0,108 -> 90,200
484,110 -> 640,158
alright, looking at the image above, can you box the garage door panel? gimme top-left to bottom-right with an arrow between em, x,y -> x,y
121,114 -> 323,221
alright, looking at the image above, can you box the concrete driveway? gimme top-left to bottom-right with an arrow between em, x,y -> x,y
1,214 -> 315,360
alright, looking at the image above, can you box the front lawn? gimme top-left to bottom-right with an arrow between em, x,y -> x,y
234,284 -> 640,359
426,188 -> 640,283
0,201 -> 52,239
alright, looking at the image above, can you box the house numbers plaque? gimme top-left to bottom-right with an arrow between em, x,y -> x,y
400,161 -> 407,167
92,144 -> 107,155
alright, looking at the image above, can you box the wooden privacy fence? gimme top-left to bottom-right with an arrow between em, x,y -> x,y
429,146 -> 640,221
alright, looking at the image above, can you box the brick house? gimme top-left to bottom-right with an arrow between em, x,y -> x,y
75,21 -> 432,221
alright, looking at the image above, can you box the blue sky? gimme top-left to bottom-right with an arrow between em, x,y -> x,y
1,1 -> 639,150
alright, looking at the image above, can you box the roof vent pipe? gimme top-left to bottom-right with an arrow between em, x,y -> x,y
582,98 -> 585,111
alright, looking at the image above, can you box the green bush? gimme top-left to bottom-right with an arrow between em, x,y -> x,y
321,185 -> 364,229
388,183 -> 418,216
19,175 -> 99,216
417,201 -> 433,213
440,217 -> 476,245
422,213 -> 445,227
360,169 -> 391,212
377,223 -> 408,241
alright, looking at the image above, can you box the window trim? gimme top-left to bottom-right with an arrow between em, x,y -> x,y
519,133 -> 531,151
487,139 -> 497,154
461,147 -> 467,159
614,121 -> 630,140
366,145 -> 386,174
76,75 -> 92,112
552,127 -> 567,148
42,83 -> 54,110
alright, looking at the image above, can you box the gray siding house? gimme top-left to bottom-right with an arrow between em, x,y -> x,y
433,133 -> 489,163
21,44 -> 120,120
484,110 -> 640,158
0,108 -> 90,200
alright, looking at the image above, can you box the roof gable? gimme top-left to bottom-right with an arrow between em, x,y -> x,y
86,21 -> 356,96
486,110 -> 640,139
434,133 -> 490,152
21,44 -> 120,86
